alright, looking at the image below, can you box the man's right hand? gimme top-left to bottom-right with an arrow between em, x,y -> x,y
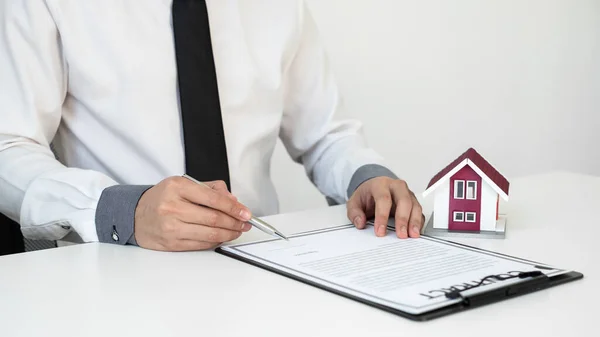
133,176 -> 253,251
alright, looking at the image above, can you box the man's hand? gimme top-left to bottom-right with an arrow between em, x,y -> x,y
347,176 -> 424,238
134,176 -> 253,251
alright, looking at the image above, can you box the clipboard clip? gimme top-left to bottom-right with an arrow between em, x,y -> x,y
445,270 -> 550,306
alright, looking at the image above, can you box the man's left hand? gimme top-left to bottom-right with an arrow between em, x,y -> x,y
347,176 -> 424,238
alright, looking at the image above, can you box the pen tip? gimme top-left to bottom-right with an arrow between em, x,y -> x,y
275,231 -> 289,241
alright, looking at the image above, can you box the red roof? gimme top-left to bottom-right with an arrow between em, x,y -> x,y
426,148 -> 509,195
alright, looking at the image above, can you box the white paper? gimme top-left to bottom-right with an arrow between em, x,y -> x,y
222,225 -> 567,315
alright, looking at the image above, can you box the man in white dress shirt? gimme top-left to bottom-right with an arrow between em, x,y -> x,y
0,0 -> 424,252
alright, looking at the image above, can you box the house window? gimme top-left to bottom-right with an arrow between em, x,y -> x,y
453,211 -> 464,222
465,212 -> 476,222
466,181 -> 477,200
453,180 -> 465,199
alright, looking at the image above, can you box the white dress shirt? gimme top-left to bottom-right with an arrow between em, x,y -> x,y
0,0 -> 391,243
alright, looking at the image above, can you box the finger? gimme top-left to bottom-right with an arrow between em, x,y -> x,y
390,181 -> 412,239
204,180 -> 237,201
168,240 -> 217,252
347,194 -> 367,230
176,202 -> 251,232
177,223 -> 243,243
408,195 -> 423,238
372,185 -> 393,237
179,180 -> 252,222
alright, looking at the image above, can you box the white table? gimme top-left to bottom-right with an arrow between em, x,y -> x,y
0,171 -> 597,337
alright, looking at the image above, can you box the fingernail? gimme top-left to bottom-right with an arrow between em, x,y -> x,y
242,223 -> 252,231
412,226 -> 420,236
378,225 -> 386,236
240,209 -> 251,220
353,216 -> 362,226
400,226 -> 407,236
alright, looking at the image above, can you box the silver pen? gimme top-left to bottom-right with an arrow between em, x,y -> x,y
182,174 -> 289,241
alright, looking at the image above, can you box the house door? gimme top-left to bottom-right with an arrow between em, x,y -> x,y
448,165 -> 482,231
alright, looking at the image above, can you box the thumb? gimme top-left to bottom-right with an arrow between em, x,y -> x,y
204,180 -> 237,201
347,194 -> 367,230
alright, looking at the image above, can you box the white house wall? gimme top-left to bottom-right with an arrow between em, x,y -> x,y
480,180 -> 497,231
433,180 -> 449,229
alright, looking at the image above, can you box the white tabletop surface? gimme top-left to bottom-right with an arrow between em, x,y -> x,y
0,171 -> 597,337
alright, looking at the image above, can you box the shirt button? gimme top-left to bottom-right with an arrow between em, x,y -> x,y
112,227 -> 119,242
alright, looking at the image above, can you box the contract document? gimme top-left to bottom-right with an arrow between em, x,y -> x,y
217,224 -> 582,320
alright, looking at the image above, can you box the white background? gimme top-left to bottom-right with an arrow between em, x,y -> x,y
270,0 -> 600,214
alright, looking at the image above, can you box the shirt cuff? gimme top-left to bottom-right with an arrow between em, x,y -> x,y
95,185 -> 153,246
346,164 -> 399,199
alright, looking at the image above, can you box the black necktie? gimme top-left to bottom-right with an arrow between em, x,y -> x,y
172,0 -> 231,190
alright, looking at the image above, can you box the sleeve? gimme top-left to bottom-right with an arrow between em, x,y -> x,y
0,1 -> 140,244
279,0 -> 397,204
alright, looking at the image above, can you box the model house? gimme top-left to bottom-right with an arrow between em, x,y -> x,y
422,148 -> 509,232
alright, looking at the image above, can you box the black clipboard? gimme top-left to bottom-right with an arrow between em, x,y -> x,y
216,224 -> 583,321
